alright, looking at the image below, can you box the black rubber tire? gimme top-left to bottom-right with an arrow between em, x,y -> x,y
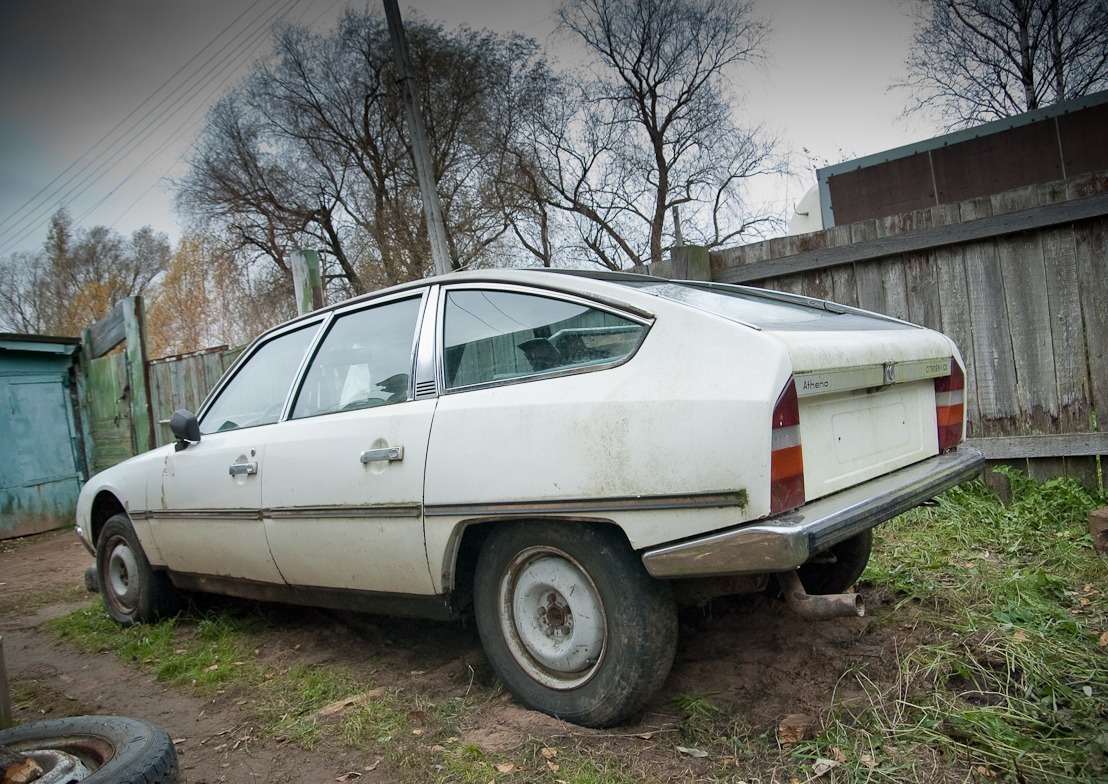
96,513 -> 180,625
0,715 -> 179,783
797,528 -> 873,595
473,522 -> 677,728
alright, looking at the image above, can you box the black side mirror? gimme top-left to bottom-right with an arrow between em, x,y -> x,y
169,409 -> 201,451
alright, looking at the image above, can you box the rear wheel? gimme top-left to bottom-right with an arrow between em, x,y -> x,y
473,522 -> 677,728
96,513 -> 179,625
797,528 -> 873,595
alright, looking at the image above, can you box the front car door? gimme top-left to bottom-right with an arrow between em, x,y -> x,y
148,321 -> 321,582
261,292 -> 437,596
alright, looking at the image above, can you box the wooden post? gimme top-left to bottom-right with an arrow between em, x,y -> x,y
0,635 -> 12,729
383,0 -> 453,277
671,245 -> 710,281
291,250 -> 325,315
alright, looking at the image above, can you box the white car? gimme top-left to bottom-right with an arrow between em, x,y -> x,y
76,269 -> 983,727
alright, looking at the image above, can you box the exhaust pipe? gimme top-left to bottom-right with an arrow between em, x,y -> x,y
776,570 -> 865,620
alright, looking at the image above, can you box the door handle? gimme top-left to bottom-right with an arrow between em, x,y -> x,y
228,462 -> 258,476
360,446 -> 404,464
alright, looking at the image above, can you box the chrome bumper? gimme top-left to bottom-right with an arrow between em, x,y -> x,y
641,446 -> 985,579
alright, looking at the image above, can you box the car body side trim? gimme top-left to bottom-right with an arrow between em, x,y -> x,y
139,505 -> 423,521
641,446 -> 984,579
424,490 -> 748,518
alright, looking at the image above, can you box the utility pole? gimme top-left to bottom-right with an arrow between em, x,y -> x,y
383,0 -> 453,277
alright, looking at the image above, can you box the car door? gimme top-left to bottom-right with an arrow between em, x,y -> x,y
149,321 -> 321,582
261,293 -> 437,595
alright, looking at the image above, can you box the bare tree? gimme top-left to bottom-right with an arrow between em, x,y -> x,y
523,0 -> 777,270
0,209 -> 169,336
177,11 -> 554,297
900,0 -> 1108,128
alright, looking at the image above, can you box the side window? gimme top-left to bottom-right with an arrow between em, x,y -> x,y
292,297 -> 422,419
200,324 -> 319,435
443,289 -> 646,390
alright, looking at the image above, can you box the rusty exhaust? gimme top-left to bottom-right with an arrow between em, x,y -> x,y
775,570 -> 865,620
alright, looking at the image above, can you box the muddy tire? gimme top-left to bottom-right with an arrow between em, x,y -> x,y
798,528 -> 873,595
473,522 -> 677,728
96,513 -> 180,625
0,715 -> 179,783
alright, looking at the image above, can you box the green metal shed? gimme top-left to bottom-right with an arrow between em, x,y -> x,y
0,334 -> 86,539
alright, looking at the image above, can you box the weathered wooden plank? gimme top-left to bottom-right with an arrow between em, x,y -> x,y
969,432 -> 1108,458
963,238 -> 1021,436
714,191 -> 1108,285
934,245 -> 981,433
997,232 -> 1057,432
86,301 -> 127,359
1075,216 -> 1108,425
1041,225 -> 1091,433
905,252 -> 941,331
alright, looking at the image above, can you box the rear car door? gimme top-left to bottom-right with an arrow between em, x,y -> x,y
261,292 -> 437,595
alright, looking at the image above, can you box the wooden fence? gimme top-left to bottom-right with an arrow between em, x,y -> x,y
640,171 -> 1108,485
147,346 -> 242,447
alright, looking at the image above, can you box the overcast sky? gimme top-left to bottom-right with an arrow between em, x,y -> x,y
0,0 -> 931,258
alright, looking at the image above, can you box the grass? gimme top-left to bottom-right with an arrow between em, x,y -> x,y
42,468 -> 1108,783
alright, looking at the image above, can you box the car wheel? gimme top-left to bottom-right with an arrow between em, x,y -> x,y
797,528 -> 873,595
96,513 -> 179,625
473,522 -> 677,728
0,715 -> 179,783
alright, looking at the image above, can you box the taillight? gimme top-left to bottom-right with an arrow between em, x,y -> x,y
770,378 -> 804,515
934,360 -> 965,452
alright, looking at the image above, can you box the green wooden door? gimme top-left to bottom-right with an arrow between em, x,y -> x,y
0,347 -> 84,539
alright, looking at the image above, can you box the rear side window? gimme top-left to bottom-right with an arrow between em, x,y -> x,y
292,297 -> 422,418
443,288 -> 645,390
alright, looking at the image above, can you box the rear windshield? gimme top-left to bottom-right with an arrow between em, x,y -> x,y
624,281 -> 908,331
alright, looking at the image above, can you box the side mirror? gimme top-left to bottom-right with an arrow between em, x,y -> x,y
169,409 -> 201,451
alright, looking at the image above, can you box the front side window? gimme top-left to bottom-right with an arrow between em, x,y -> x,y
200,324 -> 319,435
443,288 -> 646,390
292,297 -> 422,419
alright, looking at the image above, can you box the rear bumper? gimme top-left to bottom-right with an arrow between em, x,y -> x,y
641,446 -> 985,578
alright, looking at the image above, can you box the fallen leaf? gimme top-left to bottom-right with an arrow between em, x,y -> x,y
812,758 -> 839,777
431,745 -> 447,752
495,762 -> 515,773
364,759 -> 380,772
335,773 -> 361,782
540,747 -> 558,759
313,689 -> 387,719
172,738 -> 187,745
676,746 -> 709,758
407,709 -> 428,723
547,761 -> 560,773
1083,686 -> 1093,697
638,731 -> 655,740
831,747 -> 848,763
205,664 -> 219,671
860,754 -> 878,769
411,728 -> 424,737
1100,631 -> 1108,647
777,714 -> 813,749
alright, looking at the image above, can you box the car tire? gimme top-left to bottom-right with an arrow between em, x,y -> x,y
96,513 -> 180,625
0,715 -> 179,783
473,522 -> 677,728
797,528 -> 873,595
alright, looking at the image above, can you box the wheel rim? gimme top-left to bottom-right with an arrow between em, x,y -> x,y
106,536 -> 140,613
498,546 -> 606,690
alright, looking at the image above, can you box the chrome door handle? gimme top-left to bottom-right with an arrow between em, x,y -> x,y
360,446 -> 404,464
228,462 -> 258,476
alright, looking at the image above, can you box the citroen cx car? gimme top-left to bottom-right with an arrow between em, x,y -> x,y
76,269 -> 983,727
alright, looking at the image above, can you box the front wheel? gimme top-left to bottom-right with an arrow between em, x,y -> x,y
473,522 -> 677,728
96,513 -> 180,625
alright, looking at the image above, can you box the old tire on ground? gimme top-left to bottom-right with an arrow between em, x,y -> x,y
797,528 -> 873,595
473,522 -> 677,728
0,715 -> 179,783
96,513 -> 180,625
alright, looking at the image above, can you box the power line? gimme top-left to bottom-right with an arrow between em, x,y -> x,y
0,0 -> 323,256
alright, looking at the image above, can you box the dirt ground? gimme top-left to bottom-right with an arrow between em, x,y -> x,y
0,529 -> 915,783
